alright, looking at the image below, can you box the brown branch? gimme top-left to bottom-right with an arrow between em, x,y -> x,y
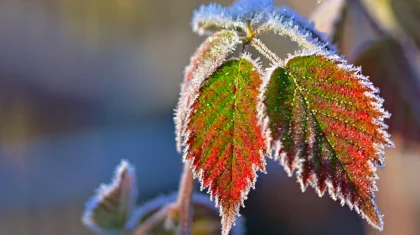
250,38 -> 283,65
176,162 -> 194,235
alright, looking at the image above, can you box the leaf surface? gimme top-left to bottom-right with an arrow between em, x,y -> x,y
82,160 -> 137,234
183,57 -> 266,235
263,52 -> 393,230
175,30 -> 240,152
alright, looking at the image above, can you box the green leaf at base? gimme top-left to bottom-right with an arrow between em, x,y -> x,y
263,52 -> 393,230
183,56 -> 266,235
82,160 -> 137,234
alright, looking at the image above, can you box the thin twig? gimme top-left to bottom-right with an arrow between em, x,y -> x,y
250,38 -> 283,65
254,24 -> 270,36
132,204 -> 175,235
177,162 -> 194,235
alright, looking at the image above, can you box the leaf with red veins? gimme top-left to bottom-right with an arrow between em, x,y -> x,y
175,30 -> 240,152
183,57 -> 266,235
263,51 -> 393,230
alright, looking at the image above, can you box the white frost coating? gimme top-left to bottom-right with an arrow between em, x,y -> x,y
192,3 -> 247,35
283,49 -> 393,230
260,65 -> 279,161
192,0 -> 276,36
174,30 -> 240,153
260,7 -> 336,52
82,160 -> 137,234
309,0 -> 347,40
182,55 -> 266,235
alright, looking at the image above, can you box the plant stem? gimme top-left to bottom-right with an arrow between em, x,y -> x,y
132,204 -> 175,235
176,162 -> 194,235
177,162 -> 194,235
250,38 -> 283,65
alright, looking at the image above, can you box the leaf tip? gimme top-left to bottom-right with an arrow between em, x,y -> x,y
221,204 -> 239,235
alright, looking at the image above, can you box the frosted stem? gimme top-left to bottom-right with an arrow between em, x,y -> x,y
254,24 -> 270,36
250,38 -> 284,65
177,163 -> 194,235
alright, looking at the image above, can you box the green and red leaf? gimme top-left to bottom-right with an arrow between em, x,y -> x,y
183,57 -> 266,235
175,30 -> 240,152
263,51 -> 393,230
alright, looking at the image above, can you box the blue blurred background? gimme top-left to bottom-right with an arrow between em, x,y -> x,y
0,0 -> 419,234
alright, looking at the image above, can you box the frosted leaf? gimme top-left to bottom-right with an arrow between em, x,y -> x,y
183,57 -> 266,235
82,160 -> 137,234
263,50 -> 393,230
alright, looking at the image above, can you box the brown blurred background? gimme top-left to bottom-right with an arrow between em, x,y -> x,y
0,0 -> 418,234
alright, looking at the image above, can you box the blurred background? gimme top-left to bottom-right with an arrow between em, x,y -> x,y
0,0 -> 419,234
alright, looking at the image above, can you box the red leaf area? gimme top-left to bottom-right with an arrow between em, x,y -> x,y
266,54 -> 392,229
184,58 -> 265,233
